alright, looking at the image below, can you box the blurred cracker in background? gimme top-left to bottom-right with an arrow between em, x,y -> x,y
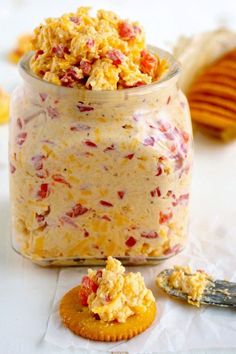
174,29 -> 236,141
8,34 -> 32,64
0,89 -> 10,124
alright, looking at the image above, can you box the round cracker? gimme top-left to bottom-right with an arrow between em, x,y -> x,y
59,286 -> 157,342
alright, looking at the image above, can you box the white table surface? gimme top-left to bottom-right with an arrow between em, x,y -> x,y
1,1 -> 236,353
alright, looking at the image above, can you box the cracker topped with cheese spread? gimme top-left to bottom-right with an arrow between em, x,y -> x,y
59,257 -> 156,341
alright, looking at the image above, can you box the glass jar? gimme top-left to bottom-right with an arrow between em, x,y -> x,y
9,47 -> 193,266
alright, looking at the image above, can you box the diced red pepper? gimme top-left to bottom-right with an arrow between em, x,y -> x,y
66,203 -> 88,218
84,229 -> 89,237
52,44 -> 70,58
60,72 -> 75,87
77,102 -> 94,112
35,49 -> 44,60
16,118 -> 23,129
78,286 -> 90,306
124,153 -> 134,160
70,16 -> 81,24
169,144 -> 176,154
117,190 -> 125,199
158,120 -> 171,133
159,210 -> 173,224
96,269 -> 103,278
101,215 -> 111,221
150,187 -> 161,197
80,59 -> 92,76
84,140 -> 97,147
39,92 -> 47,102
141,231 -> 159,239
140,50 -> 158,76
70,123 -> 91,131
156,166 -> 162,176
174,153 -> 184,171
123,81 -> 145,88
181,130 -> 190,144
178,193 -> 189,205
82,275 -> 99,293
59,215 -> 78,228
35,206 -> 50,223
133,81 -> 145,87
60,67 -> 82,87
52,174 -> 71,188
118,21 -> 136,40
164,131 -> 175,141
104,144 -> 115,152
36,214 -> 45,223
93,313 -> 101,320
105,294 -> 111,302
79,275 -> 99,305
107,49 -> 125,66
37,183 -> 50,199
125,236 -> 137,247
10,163 -> 16,174
16,132 -> 27,146
47,106 -> 59,119
32,154 -> 46,170
100,200 -> 113,207
143,136 -> 155,146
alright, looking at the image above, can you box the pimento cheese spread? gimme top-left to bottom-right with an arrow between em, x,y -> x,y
157,266 -> 211,306
30,7 -> 167,90
79,256 -> 155,322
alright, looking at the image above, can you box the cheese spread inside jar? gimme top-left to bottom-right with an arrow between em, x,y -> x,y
9,7 -> 193,265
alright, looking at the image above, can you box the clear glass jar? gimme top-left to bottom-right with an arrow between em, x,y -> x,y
9,47 -> 193,266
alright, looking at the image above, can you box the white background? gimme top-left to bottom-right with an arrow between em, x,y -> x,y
0,0 -> 236,353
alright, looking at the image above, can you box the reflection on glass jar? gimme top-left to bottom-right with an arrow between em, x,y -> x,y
9,47 -> 193,266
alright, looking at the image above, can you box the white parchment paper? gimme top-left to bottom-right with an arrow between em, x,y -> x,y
45,216 -> 236,353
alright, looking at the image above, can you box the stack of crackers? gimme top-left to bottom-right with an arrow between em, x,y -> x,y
187,48 -> 236,141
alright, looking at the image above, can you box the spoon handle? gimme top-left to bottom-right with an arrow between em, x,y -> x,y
202,280 -> 236,307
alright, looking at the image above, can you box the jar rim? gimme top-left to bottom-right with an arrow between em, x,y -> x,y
18,45 -> 181,100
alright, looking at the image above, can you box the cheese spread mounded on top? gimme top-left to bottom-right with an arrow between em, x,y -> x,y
30,7 -> 167,90
79,256 -> 155,323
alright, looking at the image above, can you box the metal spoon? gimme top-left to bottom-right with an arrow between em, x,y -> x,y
157,269 -> 236,308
